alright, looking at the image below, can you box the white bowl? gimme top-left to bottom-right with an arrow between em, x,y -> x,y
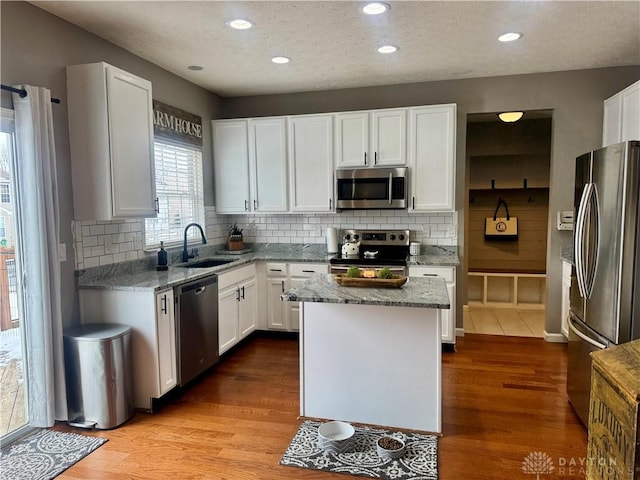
317,421 -> 355,454
376,435 -> 406,460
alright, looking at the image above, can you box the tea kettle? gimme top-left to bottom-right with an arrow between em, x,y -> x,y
341,240 -> 360,257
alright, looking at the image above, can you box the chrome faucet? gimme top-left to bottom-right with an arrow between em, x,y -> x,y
183,223 -> 207,262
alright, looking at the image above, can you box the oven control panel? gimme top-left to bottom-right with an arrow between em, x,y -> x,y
342,229 -> 410,246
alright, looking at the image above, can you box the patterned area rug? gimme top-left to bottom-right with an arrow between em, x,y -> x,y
0,428 -> 107,480
280,420 -> 438,479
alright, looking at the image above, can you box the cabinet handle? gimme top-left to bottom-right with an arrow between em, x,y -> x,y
281,280 -> 285,293
241,286 -> 245,299
364,152 -> 367,165
244,200 -> 249,211
422,273 -> 438,277
161,294 -> 167,314
236,287 -> 241,301
329,198 -> 332,210
270,269 -> 282,272
155,197 -> 160,213
253,199 -> 257,210
412,196 -> 415,209
374,152 -> 378,165
302,270 -> 315,273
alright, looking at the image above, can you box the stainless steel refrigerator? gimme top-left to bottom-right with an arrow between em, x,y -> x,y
566,140 -> 640,427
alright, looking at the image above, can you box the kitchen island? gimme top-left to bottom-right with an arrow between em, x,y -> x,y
282,274 -> 449,434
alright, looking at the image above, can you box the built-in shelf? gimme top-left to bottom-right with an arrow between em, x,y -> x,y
467,271 -> 546,310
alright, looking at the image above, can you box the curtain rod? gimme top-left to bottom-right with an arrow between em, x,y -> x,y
1,84 -> 61,104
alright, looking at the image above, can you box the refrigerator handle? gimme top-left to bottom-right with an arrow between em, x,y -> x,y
568,316 -> 606,349
574,183 -> 591,298
584,184 -> 600,299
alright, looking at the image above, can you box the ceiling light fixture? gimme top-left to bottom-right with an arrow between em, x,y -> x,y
377,45 -> 398,54
227,18 -> 254,30
271,56 -> 290,64
362,2 -> 390,15
498,32 -> 522,42
187,65 -> 203,71
498,112 -> 524,123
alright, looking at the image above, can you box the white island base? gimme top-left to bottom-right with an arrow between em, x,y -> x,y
300,302 -> 442,434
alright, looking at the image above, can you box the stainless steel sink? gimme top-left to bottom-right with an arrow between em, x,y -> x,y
179,259 -> 234,268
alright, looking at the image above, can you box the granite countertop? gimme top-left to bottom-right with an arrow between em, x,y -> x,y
561,244 -> 574,265
281,273 -> 450,309
406,245 -> 460,266
77,243 -> 459,293
77,243 -> 334,292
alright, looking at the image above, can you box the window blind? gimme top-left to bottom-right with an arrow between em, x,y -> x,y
145,138 -> 204,248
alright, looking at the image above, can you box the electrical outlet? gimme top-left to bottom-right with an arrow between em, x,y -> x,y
58,243 -> 67,262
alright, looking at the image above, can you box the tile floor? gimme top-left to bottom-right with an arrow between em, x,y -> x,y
463,306 -> 545,337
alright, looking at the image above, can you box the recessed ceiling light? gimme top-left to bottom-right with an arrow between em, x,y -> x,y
377,45 -> 398,54
498,112 -> 524,122
227,18 -> 254,30
362,2 -> 390,15
187,65 -> 203,71
498,32 -> 522,43
271,56 -> 290,64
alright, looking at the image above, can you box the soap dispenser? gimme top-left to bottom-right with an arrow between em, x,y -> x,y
156,241 -> 168,271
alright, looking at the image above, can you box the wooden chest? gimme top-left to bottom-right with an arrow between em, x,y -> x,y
587,340 -> 640,480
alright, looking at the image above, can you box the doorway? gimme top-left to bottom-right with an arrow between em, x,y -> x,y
463,110 -> 552,337
0,109 -> 30,443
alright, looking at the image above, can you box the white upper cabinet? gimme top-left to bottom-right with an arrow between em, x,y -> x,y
249,117 -> 288,212
335,108 -> 407,168
289,114 -> 334,212
335,112 -> 369,168
213,119 -> 251,213
213,117 -> 288,214
371,108 -> 407,166
408,104 -> 456,212
67,62 -> 157,220
603,80 -> 640,147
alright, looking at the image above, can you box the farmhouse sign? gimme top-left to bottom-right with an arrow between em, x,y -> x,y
153,100 -> 202,147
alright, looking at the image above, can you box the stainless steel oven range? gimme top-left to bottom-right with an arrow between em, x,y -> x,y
329,229 -> 410,276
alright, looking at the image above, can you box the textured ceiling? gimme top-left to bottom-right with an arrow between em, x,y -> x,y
32,1 -> 640,98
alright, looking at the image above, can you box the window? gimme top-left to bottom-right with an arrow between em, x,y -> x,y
0,216 -> 5,238
144,139 -> 204,248
0,184 -> 9,203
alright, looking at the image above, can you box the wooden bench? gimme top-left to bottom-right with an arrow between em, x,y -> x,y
467,270 -> 546,310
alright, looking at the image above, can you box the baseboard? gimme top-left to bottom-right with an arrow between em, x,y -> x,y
544,331 -> 567,343
456,327 -> 465,337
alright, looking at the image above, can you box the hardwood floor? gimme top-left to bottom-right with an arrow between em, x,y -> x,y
53,333 -> 587,479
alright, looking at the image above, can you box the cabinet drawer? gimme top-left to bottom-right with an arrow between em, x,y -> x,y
218,263 -> 256,289
289,263 -> 328,277
266,263 -> 288,276
408,266 -> 455,282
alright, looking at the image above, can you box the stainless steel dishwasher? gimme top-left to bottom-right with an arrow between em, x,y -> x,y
174,274 -> 219,386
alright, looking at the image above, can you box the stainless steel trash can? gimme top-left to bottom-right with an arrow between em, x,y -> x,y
63,323 -> 134,429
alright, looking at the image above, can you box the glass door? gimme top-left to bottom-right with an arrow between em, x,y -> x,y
0,108 -> 29,444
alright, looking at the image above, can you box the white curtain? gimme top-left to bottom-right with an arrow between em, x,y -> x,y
12,85 -> 66,426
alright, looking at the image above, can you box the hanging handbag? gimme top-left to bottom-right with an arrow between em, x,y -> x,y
485,199 -> 518,240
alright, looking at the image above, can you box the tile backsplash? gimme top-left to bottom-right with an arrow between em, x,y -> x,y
73,207 -> 458,270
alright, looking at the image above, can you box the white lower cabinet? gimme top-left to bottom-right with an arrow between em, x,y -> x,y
78,288 -> 177,410
561,260 -> 572,339
408,266 -> 456,344
266,262 -> 328,332
218,264 -> 257,355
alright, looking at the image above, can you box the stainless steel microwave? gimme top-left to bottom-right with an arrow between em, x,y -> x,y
336,167 -> 408,210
